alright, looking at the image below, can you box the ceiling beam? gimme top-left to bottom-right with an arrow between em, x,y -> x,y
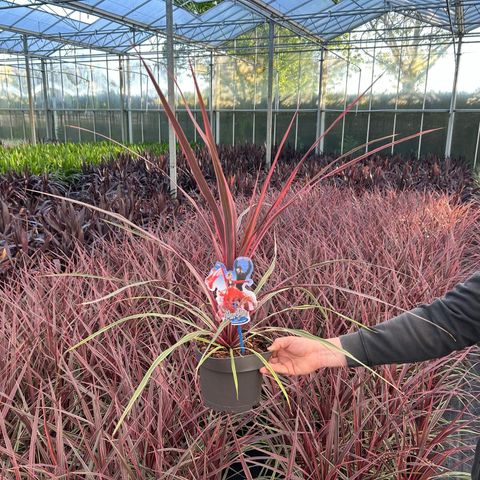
0,46 -> 50,58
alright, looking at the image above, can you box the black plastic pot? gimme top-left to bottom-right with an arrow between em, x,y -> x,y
195,349 -> 272,413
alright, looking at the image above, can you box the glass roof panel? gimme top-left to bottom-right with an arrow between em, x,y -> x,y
176,0 -> 262,43
0,30 -> 63,55
0,0 -> 475,57
304,0 -> 386,39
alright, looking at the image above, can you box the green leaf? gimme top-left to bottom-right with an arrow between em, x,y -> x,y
113,294 -> 215,330
196,318 -> 231,372
257,284 -> 372,331
254,234 -> 277,295
196,343 -> 224,364
113,331 -> 201,435
253,304 -> 319,328
42,272 -> 121,282
257,287 -> 292,309
81,280 -> 162,305
229,348 -> 239,400
67,313 -> 207,352
247,348 -> 291,409
296,286 -> 372,331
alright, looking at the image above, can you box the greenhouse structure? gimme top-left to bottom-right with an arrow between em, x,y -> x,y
1,1 -> 480,177
2,2 -> 480,479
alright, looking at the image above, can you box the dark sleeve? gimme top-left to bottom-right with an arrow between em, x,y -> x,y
339,271 -> 480,367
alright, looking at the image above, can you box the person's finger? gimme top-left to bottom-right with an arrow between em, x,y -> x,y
267,337 -> 292,352
260,361 -> 291,376
260,355 -> 280,374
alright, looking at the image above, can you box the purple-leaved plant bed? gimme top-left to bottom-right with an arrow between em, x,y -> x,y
1,186 -> 479,478
0,145 -> 477,281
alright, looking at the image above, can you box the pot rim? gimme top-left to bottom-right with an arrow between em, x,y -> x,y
195,347 -> 272,373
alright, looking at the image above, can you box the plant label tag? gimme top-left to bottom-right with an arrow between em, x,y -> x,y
205,256 -> 257,324
225,308 -> 251,325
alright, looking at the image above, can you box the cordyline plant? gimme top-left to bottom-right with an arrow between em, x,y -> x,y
37,59 -> 440,433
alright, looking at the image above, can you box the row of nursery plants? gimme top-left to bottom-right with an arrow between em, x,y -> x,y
0,141 -> 169,176
1,145 -> 477,281
1,186 -> 479,478
0,138 -> 475,189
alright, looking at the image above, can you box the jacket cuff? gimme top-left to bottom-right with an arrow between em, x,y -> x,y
339,331 -> 371,367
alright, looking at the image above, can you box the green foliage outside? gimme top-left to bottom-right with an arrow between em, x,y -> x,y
173,0 -> 221,15
0,142 -> 168,176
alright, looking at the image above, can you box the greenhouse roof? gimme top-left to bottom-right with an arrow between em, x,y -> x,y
0,0 -> 477,58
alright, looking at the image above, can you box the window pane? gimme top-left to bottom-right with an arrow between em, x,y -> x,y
297,112 -> 316,150
344,112 -> 369,152
323,112 -> 343,153
452,113 -> 480,164
94,111 -> 111,140
0,111 -> 12,140
419,113 -> 448,157
234,112 -> 253,144
143,112 -> 160,143
425,44 -> 454,109
219,111 -> 233,145
275,112 -> 296,147
254,112 -> 267,146
324,55 -> 347,110
368,112 -> 395,146
131,111 -> 143,143
456,34 -> 480,110
394,113 -> 421,155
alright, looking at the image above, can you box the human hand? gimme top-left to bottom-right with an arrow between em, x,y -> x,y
260,336 -> 347,376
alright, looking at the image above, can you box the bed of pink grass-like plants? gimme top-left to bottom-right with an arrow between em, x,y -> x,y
1,185 -> 479,479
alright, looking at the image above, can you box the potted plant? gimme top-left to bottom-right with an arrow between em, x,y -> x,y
55,60 -> 437,431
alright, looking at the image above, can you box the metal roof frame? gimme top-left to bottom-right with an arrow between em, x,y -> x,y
0,0 -> 152,56
0,0 -> 479,59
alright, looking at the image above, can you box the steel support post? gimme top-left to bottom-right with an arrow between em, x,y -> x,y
166,0 -> 177,197
40,59 -> 53,140
315,48 -> 325,155
49,60 -> 58,140
474,121 -> 480,170
445,37 -> 462,158
23,35 -> 36,145
126,56 -> 133,143
119,55 -> 127,143
265,19 -> 274,169
418,41 -> 432,158
209,50 -> 214,130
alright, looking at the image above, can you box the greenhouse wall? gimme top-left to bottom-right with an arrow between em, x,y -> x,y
1,13 -> 480,165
